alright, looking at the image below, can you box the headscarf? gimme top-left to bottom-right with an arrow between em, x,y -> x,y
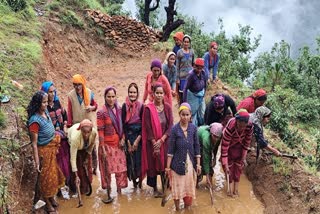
173,31 -> 184,41
72,74 -> 90,106
209,41 -> 218,65
235,108 -> 250,123
183,35 -> 191,43
151,59 -> 162,70
179,102 -> 191,113
77,119 -> 93,130
104,86 -> 123,137
252,89 -> 267,101
213,94 -> 225,109
194,58 -> 204,67
125,83 -> 142,124
41,81 -> 59,101
163,52 -> 176,65
250,106 -> 271,130
210,122 -> 223,137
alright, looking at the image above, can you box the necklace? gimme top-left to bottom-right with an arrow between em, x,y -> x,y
156,104 -> 164,112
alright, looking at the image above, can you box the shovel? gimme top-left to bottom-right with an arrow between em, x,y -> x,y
207,174 -> 214,206
33,157 -> 46,211
83,162 -> 92,196
226,172 -> 230,195
76,178 -> 83,208
161,175 -> 171,207
101,146 -> 114,204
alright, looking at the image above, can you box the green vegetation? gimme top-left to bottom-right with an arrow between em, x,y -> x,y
0,1 -> 42,211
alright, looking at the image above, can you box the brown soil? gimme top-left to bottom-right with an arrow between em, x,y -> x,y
3,9 -> 320,214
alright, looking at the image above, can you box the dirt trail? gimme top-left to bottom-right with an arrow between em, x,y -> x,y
40,20 -> 265,213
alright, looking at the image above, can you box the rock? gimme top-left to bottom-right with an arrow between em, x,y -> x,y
86,9 -> 161,51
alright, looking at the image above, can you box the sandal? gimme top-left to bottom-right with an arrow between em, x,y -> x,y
44,206 -> 56,213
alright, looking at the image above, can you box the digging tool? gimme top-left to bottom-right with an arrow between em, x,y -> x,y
226,172 -> 230,195
127,144 -> 136,182
206,174 -> 214,206
76,176 -> 83,208
101,146 -> 114,204
161,174 -> 171,207
33,157 -> 46,210
264,151 -> 298,159
83,161 -> 92,196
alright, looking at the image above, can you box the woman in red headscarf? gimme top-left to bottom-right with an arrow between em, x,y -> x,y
97,86 -> 127,201
221,109 -> 253,197
68,119 -> 97,195
141,83 -> 173,197
237,89 -> 267,113
183,58 -> 207,126
203,41 -> 220,83
143,59 -> 173,106
122,83 -> 144,188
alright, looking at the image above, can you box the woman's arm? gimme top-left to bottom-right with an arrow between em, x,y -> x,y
30,132 -> 40,172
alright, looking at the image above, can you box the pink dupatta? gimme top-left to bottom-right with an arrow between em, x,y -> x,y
141,103 -> 163,179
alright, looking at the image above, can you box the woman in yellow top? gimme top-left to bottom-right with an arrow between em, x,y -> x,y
68,119 -> 97,194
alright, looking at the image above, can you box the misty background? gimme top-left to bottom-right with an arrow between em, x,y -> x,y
122,0 -> 320,57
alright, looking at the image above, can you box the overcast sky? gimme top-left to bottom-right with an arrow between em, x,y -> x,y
122,0 -> 320,56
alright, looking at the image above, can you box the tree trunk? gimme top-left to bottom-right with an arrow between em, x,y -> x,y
160,0 -> 184,41
143,0 -> 160,26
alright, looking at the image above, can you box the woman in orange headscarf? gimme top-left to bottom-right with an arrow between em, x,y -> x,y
236,89 -> 267,113
67,74 -> 99,174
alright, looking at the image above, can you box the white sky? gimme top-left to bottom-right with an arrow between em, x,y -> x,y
122,0 -> 320,56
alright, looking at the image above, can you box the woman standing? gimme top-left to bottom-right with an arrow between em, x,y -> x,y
176,35 -> 195,104
166,103 -> 201,211
28,91 -> 65,213
97,86 -> 127,200
221,109 -> 253,197
40,81 -> 71,187
141,84 -> 173,197
143,59 -> 173,106
122,83 -> 144,188
203,41 -> 220,83
162,52 -> 177,97
183,58 -> 207,126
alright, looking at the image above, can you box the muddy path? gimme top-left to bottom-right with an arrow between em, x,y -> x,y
40,20 -> 264,213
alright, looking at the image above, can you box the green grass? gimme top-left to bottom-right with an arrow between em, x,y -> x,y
0,1 -> 41,210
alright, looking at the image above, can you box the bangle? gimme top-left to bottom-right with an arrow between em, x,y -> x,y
196,165 -> 201,168
160,138 -> 164,143
165,168 -> 171,171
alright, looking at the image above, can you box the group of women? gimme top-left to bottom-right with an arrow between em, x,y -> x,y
27,33 -> 281,213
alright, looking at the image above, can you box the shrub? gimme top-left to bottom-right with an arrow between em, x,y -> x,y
59,10 -> 84,29
1,0 -> 26,12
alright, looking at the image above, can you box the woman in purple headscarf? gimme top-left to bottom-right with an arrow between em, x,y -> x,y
204,93 -> 237,127
143,59 -> 173,106
97,86 -> 127,199
41,81 -> 71,187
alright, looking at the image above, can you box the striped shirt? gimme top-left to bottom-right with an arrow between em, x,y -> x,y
221,118 -> 253,165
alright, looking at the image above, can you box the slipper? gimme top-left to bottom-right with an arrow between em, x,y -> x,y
44,206 -> 56,213
0,95 -> 10,103
101,197 -> 114,204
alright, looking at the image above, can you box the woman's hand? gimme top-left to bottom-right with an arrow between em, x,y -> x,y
75,176 -> 80,186
35,163 -> 41,173
196,164 -> 202,176
165,167 -> 171,177
222,164 -> 229,174
119,138 -> 125,149
127,140 -> 133,153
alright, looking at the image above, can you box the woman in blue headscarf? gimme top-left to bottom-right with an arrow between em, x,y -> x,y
41,81 -> 71,187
